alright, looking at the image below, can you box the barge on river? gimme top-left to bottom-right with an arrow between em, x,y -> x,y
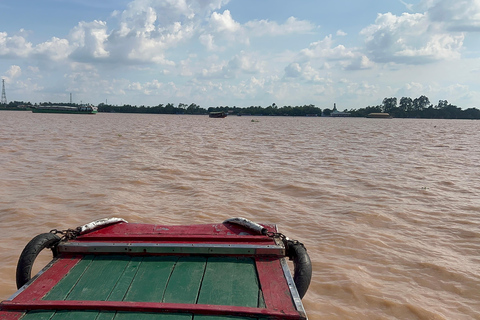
31,105 -> 98,114
0,217 -> 311,320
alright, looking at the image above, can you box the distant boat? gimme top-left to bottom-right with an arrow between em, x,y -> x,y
209,111 -> 227,118
32,105 -> 98,114
366,113 -> 392,118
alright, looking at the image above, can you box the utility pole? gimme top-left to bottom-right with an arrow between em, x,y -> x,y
1,79 -> 7,105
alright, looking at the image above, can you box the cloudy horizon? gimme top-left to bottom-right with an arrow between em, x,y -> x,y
1,0 -> 479,110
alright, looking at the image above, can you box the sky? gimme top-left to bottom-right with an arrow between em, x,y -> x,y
1,0 -> 480,110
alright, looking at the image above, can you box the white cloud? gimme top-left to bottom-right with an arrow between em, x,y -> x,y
202,10 -> 248,49
198,51 -> 263,79
209,10 -> 241,33
399,0 -> 414,11
34,37 -> 71,61
300,35 -> 355,61
245,16 -> 316,36
70,20 -> 110,60
283,34 -> 367,81
425,0 -> 480,31
360,12 -> 464,64
284,62 -> 302,78
199,33 -> 218,51
0,32 -> 32,58
284,61 -> 326,82
5,65 -> 22,81
199,13 -> 316,51
346,55 -> 375,70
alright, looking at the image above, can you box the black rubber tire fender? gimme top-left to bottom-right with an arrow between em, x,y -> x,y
16,233 -> 60,289
288,240 -> 312,299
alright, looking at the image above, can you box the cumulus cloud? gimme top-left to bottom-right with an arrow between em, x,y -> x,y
1,0 -> 317,67
425,0 -> 480,31
199,12 -> 316,51
361,12 -> 464,64
346,55 -> 375,70
34,37 -> 71,61
300,35 -> 355,61
5,65 -> 22,81
284,60 -> 327,82
284,62 -> 302,78
245,16 -> 316,36
199,33 -> 218,51
200,10 -> 248,50
0,32 -> 32,58
70,20 -> 110,60
199,51 -> 263,79
284,34 -> 368,80
209,10 -> 241,33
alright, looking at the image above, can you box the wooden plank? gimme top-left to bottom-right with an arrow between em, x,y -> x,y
13,256 -> 83,304
22,256 -> 95,320
0,311 -> 28,320
65,255 -> 131,301
35,255 -> 132,320
255,258 -> 298,314
50,310 -> 99,320
162,257 -> 206,304
197,257 -> 260,308
113,312 -> 192,320
94,256 -> 144,320
107,256 -> 143,301
123,256 -> 178,302
42,255 -> 95,301
17,311 -> 54,320
1,301 -> 304,319
94,311 -> 117,320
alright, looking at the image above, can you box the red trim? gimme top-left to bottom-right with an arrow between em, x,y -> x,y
74,234 -> 275,244
12,256 -> 82,303
0,311 -> 24,320
0,300 -> 304,319
79,223 -> 278,237
256,257 -> 299,314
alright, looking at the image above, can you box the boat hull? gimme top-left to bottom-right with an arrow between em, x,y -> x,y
0,219 -> 309,320
32,105 -> 98,114
32,109 -> 97,114
209,111 -> 227,118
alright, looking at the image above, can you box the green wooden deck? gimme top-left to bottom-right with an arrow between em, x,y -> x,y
20,255 -> 267,320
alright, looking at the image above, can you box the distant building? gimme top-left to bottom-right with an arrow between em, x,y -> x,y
330,103 -> 351,117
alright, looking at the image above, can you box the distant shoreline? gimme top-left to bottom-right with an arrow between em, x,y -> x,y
2,94 -> 480,120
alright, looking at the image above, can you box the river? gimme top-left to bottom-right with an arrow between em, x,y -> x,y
0,111 -> 479,319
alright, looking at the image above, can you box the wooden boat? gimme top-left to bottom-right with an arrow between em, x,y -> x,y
32,105 -> 98,114
0,217 -> 311,319
209,111 -> 227,118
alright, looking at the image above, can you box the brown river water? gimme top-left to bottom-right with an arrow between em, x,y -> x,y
0,111 -> 479,319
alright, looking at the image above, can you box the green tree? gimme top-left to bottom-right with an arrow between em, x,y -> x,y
399,97 -> 413,113
382,97 -> 397,113
413,95 -> 430,111
436,99 -> 449,109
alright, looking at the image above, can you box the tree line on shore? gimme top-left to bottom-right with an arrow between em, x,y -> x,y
348,96 -> 480,119
2,95 -> 479,119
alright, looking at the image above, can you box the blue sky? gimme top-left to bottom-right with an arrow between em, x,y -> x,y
1,0 -> 479,110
